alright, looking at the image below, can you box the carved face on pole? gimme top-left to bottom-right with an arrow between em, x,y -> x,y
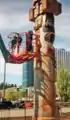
43,13 -> 55,44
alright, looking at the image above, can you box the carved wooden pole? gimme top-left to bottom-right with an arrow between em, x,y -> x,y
29,0 -> 62,120
40,13 -> 56,118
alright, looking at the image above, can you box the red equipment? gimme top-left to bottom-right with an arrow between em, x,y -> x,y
7,32 -> 40,64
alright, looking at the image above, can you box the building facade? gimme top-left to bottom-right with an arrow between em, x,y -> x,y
22,62 -> 28,89
22,30 -> 34,89
55,48 -> 70,70
22,60 -> 34,89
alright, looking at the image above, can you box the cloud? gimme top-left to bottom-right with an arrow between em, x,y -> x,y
0,73 -> 22,85
0,55 -> 22,76
55,5 -> 70,38
58,0 -> 70,5
54,36 -> 70,50
0,51 -> 22,84
0,13 -> 31,30
0,0 -> 32,14
54,3 -> 70,50
0,0 -> 32,31
0,0 -> 33,47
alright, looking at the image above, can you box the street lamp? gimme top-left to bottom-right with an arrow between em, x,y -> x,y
3,61 -> 6,99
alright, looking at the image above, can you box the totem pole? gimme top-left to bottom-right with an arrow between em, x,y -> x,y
29,0 -> 62,120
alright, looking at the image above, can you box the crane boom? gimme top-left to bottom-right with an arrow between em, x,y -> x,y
0,35 -> 10,63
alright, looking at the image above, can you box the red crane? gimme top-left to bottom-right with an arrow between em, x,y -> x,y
7,31 -> 40,64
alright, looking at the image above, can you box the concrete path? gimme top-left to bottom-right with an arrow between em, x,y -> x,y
0,107 -> 69,120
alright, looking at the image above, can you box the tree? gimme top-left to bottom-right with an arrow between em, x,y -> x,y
0,82 -> 18,90
67,87 -> 70,99
5,88 -> 26,101
57,66 -> 70,102
0,91 -> 2,98
5,88 -> 18,101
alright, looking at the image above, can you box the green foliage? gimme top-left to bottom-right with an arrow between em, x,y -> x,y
0,82 -> 26,100
5,88 -> 25,101
57,66 -> 70,102
67,87 -> 70,99
0,91 -> 2,98
0,82 -> 17,90
5,88 -> 17,101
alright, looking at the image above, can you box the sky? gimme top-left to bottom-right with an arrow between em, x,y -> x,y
0,0 -> 70,85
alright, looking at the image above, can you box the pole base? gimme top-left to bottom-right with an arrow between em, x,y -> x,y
38,117 -> 55,120
33,117 -> 56,120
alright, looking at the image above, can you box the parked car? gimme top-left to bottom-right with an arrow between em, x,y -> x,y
25,101 -> 33,108
0,100 -> 14,109
18,101 -> 25,108
17,100 -> 33,109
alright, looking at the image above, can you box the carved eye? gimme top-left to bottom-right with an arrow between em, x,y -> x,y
44,33 -> 55,44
